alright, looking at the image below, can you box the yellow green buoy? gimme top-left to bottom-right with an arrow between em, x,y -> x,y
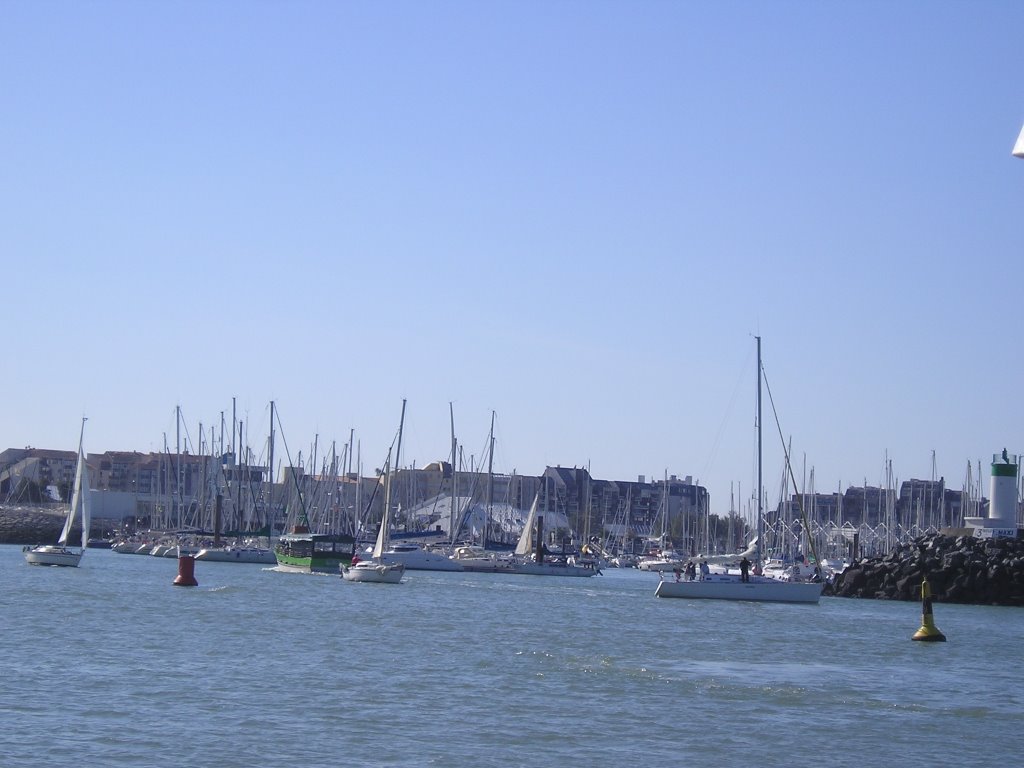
912,578 -> 946,642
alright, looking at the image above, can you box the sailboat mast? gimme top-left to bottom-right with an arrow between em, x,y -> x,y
756,336 -> 763,567
348,428 -> 355,534
176,405 -> 183,531
583,463 -> 591,544
268,401 -> 275,536
394,399 -> 406,505
661,469 -> 668,546
449,402 -> 458,546
77,417 -> 87,464
486,410 -> 495,546
239,420 -> 246,531
377,400 -> 407,558
329,440 -> 337,532
310,432 -> 319,518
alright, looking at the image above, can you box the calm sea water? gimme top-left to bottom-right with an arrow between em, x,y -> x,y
2,544 -> 1022,767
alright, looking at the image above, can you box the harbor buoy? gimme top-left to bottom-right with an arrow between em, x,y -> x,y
911,577 -> 946,642
173,554 -> 198,587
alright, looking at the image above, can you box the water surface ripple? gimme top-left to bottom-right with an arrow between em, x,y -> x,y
2,546 -> 1021,766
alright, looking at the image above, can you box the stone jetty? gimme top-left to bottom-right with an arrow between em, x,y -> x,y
830,533 -> 1024,606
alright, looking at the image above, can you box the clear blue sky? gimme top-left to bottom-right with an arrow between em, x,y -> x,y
3,1 -> 1022,514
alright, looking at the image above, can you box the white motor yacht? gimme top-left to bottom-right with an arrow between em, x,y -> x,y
376,542 -> 463,571
448,545 -> 517,573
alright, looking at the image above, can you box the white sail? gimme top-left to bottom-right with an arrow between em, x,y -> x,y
57,486 -> 75,545
371,502 -> 388,559
514,492 -> 539,557
372,401 -> 406,561
79,451 -> 92,549
59,444 -> 87,546
1014,123 -> 1024,159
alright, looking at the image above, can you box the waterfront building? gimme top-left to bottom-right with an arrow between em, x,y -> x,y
0,448 -> 79,502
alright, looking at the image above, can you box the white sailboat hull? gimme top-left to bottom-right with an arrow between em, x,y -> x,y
196,547 -> 276,564
655,573 -> 822,603
374,544 -> 464,571
341,561 -> 405,583
452,556 -> 518,573
384,555 -> 462,571
449,545 -> 518,572
24,545 -> 83,567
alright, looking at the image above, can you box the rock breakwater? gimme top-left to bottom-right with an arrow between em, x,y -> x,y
0,505 -> 118,545
831,533 -> 1024,606
0,505 -> 68,544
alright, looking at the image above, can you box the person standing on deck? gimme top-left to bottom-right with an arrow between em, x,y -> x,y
739,556 -> 750,582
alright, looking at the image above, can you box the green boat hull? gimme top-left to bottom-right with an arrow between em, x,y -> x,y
274,551 -> 352,573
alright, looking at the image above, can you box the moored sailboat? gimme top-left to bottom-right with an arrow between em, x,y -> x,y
508,492 -> 597,577
24,418 -> 92,568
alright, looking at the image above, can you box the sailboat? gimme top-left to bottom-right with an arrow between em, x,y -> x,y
655,338 -> 822,603
25,418 -> 92,567
341,401 -> 407,584
508,492 -> 597,577
199,401 -> 277,564
637,472 -> 688,571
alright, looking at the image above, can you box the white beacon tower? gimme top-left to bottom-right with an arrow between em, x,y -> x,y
965,450 -> 1019,538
